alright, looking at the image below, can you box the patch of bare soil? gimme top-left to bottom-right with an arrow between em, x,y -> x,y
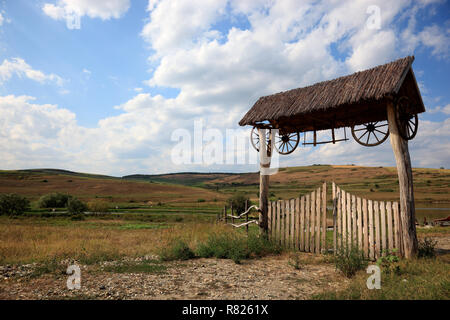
0,254 -> 347,300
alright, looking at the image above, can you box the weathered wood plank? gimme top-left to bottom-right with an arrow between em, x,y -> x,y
310,191 -> 316,253
332,183 -> 337,253
363,198 -> 369,258
368,199 -> 374,260
357,197 -> 362,250
337,186 -> 342,250
341,189 -> 347,249
315,187 -> 321,254
352,194 -> 357,246
381,201 -> 387,256
322,182 -> 327,254
374,201 -> 381,259
387,201 -> 393,253
277,201 -> 281,244
393,202 -> 401,256
295,197 -> 300,249
279,200 -> 284,246
347,192 -> 352,248
290,198 -> 295,249
268,202 -> 272,240
300,196 -> 305,251
285,200 -> 290,248
305,194 -> 310,252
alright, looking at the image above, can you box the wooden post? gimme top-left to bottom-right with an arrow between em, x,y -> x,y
387,100 -> 418,258
224,205 -> 227,224
258,128 -> 271,235
245,200 -> 249,235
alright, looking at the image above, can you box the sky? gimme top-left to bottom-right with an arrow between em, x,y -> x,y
0,0 -> 449,176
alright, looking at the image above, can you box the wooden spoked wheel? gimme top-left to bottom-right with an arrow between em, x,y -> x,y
395,96 -> 418,140
351,121 -> 390,147
250,126 -> 270,152
274,132 -> 300,155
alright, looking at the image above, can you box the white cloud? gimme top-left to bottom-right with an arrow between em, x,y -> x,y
428,104 -> 450,114
43,0 -> 130,21
0,58 -> 64,86
3,1 -> 450,175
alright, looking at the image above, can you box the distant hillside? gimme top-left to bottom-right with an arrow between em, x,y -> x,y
122,172 -> 245,186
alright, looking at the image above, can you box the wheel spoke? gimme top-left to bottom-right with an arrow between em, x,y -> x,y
374,123 -> 388,128
353,127 -> 368,132
359,130 -> 369,140
374,129 -> 387,135
366,132 -> 371,145
373,131 -> 380,142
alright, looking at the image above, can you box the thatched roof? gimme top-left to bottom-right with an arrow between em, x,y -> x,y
239,56 -> 425,133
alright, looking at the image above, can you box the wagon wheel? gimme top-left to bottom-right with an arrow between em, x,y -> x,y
250,126 -> 270,152
274,132 -> 300,155
395,96 -> 418,140
351,121 -> 390,147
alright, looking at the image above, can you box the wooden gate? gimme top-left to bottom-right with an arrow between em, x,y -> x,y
332,183 -> 404,259
267,182 -> 404,259
268,183 -> 327,254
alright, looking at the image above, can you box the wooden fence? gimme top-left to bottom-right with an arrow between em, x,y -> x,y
221,181 -> 405,260
268,182 -> 327,254
332,183 -> 403,259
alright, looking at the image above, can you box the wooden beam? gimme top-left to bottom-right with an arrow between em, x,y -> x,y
258,128 -> 271,235
387,101 -> 418,258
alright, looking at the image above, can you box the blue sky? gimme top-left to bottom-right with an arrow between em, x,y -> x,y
0,0 -> 449,176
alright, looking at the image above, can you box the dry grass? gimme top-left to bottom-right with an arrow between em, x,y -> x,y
0,217 -> 229,265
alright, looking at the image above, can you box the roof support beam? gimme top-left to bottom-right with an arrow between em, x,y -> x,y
387,100 -> 418,258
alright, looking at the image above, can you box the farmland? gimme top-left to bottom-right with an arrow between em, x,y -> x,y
0,165 -> 449,300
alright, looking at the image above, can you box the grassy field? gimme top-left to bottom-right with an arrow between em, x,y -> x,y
0,165 -> 449,300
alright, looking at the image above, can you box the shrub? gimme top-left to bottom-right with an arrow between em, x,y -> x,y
197,199 -> 206,203
87,200 -> 109,213
377,249 -> 400,275
159,239 -> 195,261
228,192 -> 251,214
0,194 -> 30,216
66,197 -> 88,215
418,237 -> 437,258
196,231 -> 280,264
333,246 -> 368,278
38,193 -> 72,208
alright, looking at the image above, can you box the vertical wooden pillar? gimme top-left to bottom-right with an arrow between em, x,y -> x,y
387,100 -> 418,258
258,128 -> 271,235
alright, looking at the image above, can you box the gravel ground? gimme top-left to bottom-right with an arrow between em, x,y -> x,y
0,253 -> 347,300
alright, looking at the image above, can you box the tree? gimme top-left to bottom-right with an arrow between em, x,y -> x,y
228,192 -> 251,214
38,193 -> 72,208
0,194 -> 30,216
66,197 -> 87,215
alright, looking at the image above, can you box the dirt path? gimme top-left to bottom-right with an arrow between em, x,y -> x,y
0,254 -> 347,300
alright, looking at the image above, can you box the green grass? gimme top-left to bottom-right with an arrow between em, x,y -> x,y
118,223 -> 169,230
313,255 -> 450,300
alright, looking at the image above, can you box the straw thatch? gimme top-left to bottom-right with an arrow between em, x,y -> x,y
239,56 -> 425,132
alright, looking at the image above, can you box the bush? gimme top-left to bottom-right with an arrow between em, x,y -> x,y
66,197 -> 88,215
333,246 -> 368,278
196,231 -> 280,264
0,194 -> 30,216
38,193 -> 72,208
228,192 -> 251,214
159,239 -> 195,261
418,237 -> 437,258
376,249 -> 400,275
87,200 -> 109,213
